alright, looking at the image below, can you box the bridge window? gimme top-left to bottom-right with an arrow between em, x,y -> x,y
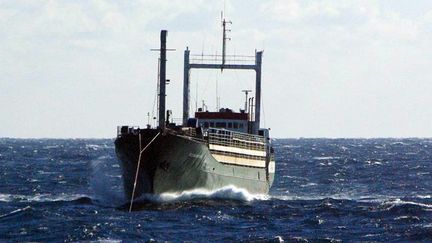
216,122 -> 226,128
233,123 -> 238,129
239,123 -> 244,129
210,122 -> 214,127
228,122 -> 232,128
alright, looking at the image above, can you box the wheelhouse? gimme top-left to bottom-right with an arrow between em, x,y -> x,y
190,108 -> 249,133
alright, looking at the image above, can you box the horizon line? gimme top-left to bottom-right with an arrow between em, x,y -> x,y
1,136 -> 432,140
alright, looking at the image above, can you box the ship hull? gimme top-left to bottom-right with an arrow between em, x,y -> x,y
115,129 -> 273,199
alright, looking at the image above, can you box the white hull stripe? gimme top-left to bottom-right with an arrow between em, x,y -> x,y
269,161 -> 276,173
212,154 -> 266,168
232,138 -> 265,145
209,144 -> 266,157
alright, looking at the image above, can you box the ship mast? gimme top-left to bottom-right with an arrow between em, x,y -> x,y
221,14 -> 231,70
158,30 -> 167,129
152,30 -> 175,130
183,17 -> 263,134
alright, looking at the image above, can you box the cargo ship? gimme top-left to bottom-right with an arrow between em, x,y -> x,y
115,20 -> 275,208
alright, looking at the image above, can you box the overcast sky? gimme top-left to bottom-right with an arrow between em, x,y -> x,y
1,0 -> 431,138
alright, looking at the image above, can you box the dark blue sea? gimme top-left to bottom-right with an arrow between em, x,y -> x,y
0,138 -> 431,242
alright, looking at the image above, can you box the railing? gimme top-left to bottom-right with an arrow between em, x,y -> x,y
190,54 -> 256,65
117,126 -> 140,136
206,128 -> 266,151
181,127 -> 197,137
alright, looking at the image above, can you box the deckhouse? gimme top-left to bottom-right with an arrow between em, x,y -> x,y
189,108 -> 248,133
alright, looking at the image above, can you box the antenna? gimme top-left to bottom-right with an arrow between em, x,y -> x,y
216,77 -> 220,111
202,100 -> 208,111
242,90 -> 252,111
221,11 -> 231,71
195,82 -> 198,112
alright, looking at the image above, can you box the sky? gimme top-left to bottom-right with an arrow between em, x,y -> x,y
1,0 -> 431,138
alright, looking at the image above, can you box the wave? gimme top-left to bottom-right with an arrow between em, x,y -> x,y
391,142 -> 409,145
89,156 -> 125,207
268,193 -> 383,201
365,160 -> 383,165
393,215 -> 421,221
0,193 -> 90,203
0,206 -> 32,220
300,183 -> 318,187
268,194 -> 432,206
282,145 -> 300,148
88,158 -> 271,208
131,186 -> 269,205
382,198 -> 432,209
43,145 -> 60,149
313,156 -> 340,160
0,193 -> 12,202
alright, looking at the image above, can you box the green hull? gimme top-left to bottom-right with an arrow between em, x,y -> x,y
115,129 -> 275,199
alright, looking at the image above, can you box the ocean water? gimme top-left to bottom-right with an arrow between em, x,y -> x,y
0,138 -> 431,242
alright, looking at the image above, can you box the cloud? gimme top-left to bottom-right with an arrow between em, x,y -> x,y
1,0 -> 431,137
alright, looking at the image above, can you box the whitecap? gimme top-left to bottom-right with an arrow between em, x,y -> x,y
274,236 -> 284,242
86,144 -> 101,151
91,239 -> 121,243
384,198 -> 432,209
319,161 -> 332,166
313,156 -> 339,160
37,170 -> 58,175
340,146 -> 348,151
364,234 -> 381,238
134,185 -> 269,204
391,142 -> 408,145
269,194 -> 400,203
28,193 -> 89,202
394,215 -> 420,221
405,152 -> 418,155
0,193 -> 12,202
0,193 -> 89,203
43,145 -> 59,149
282,145 -> 299,148
0,206 -> 32,219
365,160 -> 382,165
300,182 -> 318,188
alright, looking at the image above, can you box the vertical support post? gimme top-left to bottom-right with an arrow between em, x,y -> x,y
222,20 -> 226,68
158,30 -> 167,129
183,48 -> 190,125
254,51 -> 263,134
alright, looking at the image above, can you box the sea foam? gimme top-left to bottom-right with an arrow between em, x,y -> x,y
133,185 -> 269,204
